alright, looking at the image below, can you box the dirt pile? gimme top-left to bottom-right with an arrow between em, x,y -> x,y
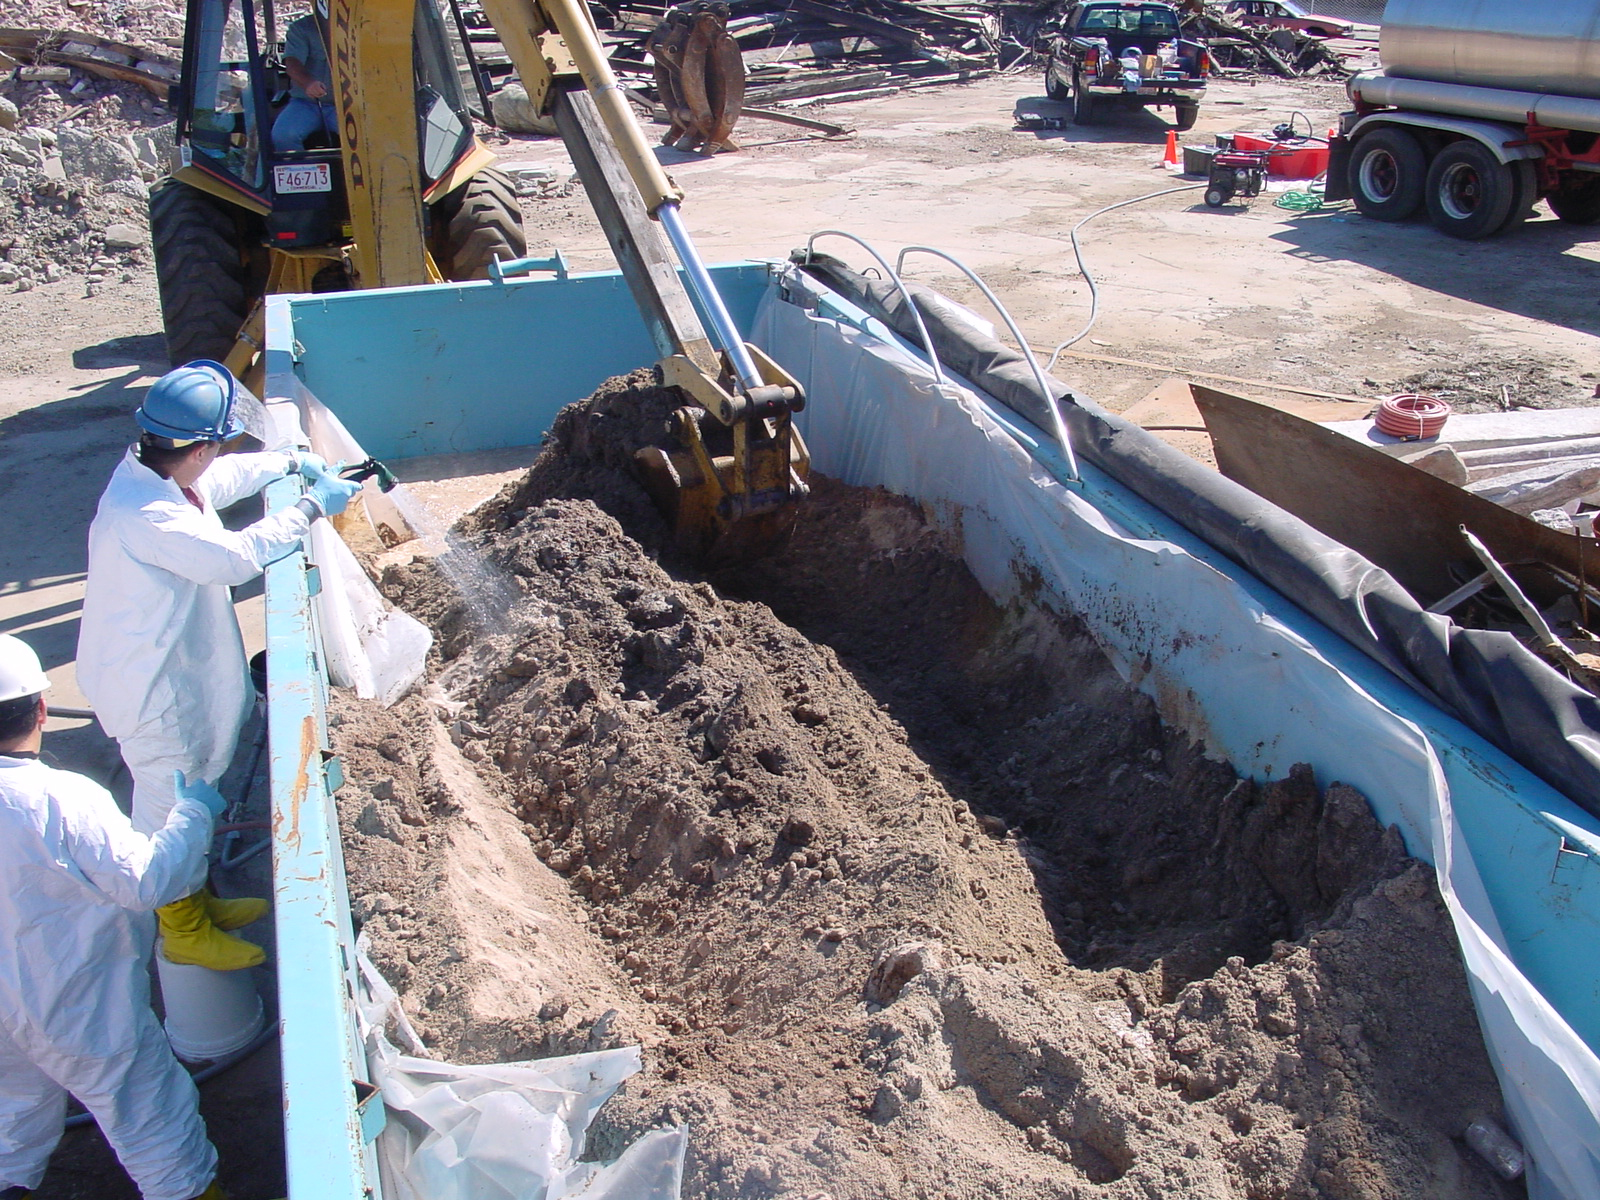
338,374 -> 1516,1197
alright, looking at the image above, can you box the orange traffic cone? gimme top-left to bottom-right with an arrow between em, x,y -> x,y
1163,129 -> 1179,166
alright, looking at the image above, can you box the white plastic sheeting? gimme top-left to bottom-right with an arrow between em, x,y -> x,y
355,937 -> 687,1200
298,387 -> 432,707
753,269 -> 1600,1199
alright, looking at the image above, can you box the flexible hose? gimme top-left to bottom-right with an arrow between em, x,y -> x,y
63,1025 -> 278,1130
1375,393 -> 1451,440
1045,184 -> 1205,372
218,722 -> 270,872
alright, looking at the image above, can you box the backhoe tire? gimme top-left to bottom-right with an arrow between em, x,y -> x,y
436,168 -> 527,281
149,179 -> 256,367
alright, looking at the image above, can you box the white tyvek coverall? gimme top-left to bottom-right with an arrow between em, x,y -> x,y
77,448 -> 311,878
0,754 -> 218,1199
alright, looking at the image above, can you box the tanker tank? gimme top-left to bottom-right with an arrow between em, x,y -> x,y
1380,0 -> 1600,101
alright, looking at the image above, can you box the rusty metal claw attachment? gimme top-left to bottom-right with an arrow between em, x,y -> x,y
649,1 -> 745,155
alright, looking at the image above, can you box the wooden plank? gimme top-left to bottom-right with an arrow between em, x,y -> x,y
1192,384 -> 1589,607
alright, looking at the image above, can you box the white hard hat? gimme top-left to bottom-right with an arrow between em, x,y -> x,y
0,635 -> 51,703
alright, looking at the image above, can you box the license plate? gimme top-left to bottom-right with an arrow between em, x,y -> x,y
274,163 -> 331,194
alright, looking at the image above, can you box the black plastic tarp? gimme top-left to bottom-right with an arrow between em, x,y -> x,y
798,253 -> 1600,817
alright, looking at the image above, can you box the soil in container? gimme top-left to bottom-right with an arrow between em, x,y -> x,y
335,370 -> 1520,1199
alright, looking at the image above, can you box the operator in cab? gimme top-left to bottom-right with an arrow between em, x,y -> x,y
274,0 -> 337,151
76,360 -> 359,972
0,635 -> 232,1200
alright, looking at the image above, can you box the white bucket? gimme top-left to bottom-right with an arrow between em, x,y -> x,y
155,949 -> 266,1063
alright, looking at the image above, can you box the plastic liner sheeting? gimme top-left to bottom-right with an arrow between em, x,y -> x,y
794,257 -> 1600,822
355,937 -> 687,1200
752,267 -> 1600,1199
300,386 -> 432,707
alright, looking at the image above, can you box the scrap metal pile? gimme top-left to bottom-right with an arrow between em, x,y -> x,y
466,0 -> 1016,112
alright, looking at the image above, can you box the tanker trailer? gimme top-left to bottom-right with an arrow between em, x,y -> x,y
1325,0 -> 1600,237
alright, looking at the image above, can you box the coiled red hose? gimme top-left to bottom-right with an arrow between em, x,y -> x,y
1374,393 -> 1451,440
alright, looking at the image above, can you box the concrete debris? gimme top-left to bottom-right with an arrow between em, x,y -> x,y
1401,443 -> 1468,486
0,97 -> 17,131
1465,459 -> 1600,516
55,126 -> 140,185
489,83 -> 559,137
18,66 -> 72,84
101,221 -> 144,248
498,161 -> 571,198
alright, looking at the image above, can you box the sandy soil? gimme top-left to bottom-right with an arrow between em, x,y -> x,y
325,372 -> 1521,1199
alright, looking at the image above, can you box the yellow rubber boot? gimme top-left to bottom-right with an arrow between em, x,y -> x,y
157,893 -> 266,970
189,1183 -> 229,1200
201,887 -> 268,932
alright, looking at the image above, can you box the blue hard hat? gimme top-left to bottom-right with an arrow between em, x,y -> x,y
135,360 -> 244,444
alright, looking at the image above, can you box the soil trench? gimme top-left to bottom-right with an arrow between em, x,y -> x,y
335,372 -> 1518,1199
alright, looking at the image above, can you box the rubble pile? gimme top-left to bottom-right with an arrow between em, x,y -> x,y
470,0 -> 1027,118
1190,3 -> 1361,78
0,16 -> 178,289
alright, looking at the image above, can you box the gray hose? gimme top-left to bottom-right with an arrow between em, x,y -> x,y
1045,183 -> 1205,371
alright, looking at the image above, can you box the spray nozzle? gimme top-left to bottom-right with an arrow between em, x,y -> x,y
340,457 -> 399,492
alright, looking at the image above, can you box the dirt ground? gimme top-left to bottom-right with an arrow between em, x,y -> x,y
329,371 -> 1517,1198
3,61 -> 1595,1200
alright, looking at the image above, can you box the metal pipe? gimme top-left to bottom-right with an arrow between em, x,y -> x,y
895,245 -> 1080,482
803,230 -> 947,387
656,203 -> 763,390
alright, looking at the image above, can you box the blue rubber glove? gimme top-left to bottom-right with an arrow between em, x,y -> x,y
174,770 -> 227,819
306,473 -> 361,518
294,451 -> 332,482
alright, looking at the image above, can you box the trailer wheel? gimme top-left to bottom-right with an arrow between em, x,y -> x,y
1348,127 -> 1425,221
1549,176 -> 1600,225
1424,140 -> 1514,239
1045,56 -> 1070,102
1497,159 -> 1539,235
1069,72 -> 1099,126
1173,102 -> 1199,132
149,179 -> 258,367
434,168 -> 528,282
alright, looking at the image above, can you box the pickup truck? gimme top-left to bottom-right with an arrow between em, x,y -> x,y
1044,1 -> 1209,129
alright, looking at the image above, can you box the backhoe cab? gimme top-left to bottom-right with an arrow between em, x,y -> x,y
152,0 -> 526,366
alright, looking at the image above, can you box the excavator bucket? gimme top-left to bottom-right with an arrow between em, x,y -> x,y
635,404 -> 811,562
649,1 -> 745,154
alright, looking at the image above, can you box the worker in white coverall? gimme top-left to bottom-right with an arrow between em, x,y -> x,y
0,634 -> 232,1200
77,360 -> 360,970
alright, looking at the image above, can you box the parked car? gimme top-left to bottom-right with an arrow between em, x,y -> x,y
1220,0 -> 1354,38
1043,1 -> 1209,129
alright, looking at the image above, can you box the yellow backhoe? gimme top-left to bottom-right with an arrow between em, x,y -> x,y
154,0 -> 806,557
